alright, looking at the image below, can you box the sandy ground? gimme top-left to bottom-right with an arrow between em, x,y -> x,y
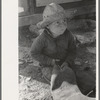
19,19 -> 96,100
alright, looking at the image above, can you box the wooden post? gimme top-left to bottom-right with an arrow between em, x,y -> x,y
27,0 -> 35,14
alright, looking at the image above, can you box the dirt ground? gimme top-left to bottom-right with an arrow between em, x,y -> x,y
19,19 -> 96,100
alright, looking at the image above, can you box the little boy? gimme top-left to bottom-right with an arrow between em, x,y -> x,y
30,3 -> 76,70
30,3 -> 95,96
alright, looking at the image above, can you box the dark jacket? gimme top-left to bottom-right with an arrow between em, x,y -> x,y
30,28 -> 76,66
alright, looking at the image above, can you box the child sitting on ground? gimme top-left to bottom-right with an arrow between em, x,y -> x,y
30,3 -> 95,96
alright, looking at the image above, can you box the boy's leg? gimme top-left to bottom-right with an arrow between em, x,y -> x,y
58,62 -> 96,97
50,64 -> 80,100
75,69 -> 95,96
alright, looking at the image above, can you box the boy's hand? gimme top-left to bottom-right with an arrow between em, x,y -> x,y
51,59 -> 60,66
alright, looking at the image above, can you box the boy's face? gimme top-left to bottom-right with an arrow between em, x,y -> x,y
48,19 -> 67,38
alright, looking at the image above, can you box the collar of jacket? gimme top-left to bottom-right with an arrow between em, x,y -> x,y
44,27 -> 68,39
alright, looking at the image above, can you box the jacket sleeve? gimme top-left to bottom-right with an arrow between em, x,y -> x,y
30,34 -> 53,66
65,31 -> 77,66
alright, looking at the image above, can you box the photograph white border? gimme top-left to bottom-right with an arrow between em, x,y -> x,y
2,0 -> 99,100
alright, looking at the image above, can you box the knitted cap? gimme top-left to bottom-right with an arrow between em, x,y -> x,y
37,3 -> 67,29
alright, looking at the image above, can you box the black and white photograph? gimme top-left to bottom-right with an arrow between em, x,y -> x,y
18,0 -> 97,100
